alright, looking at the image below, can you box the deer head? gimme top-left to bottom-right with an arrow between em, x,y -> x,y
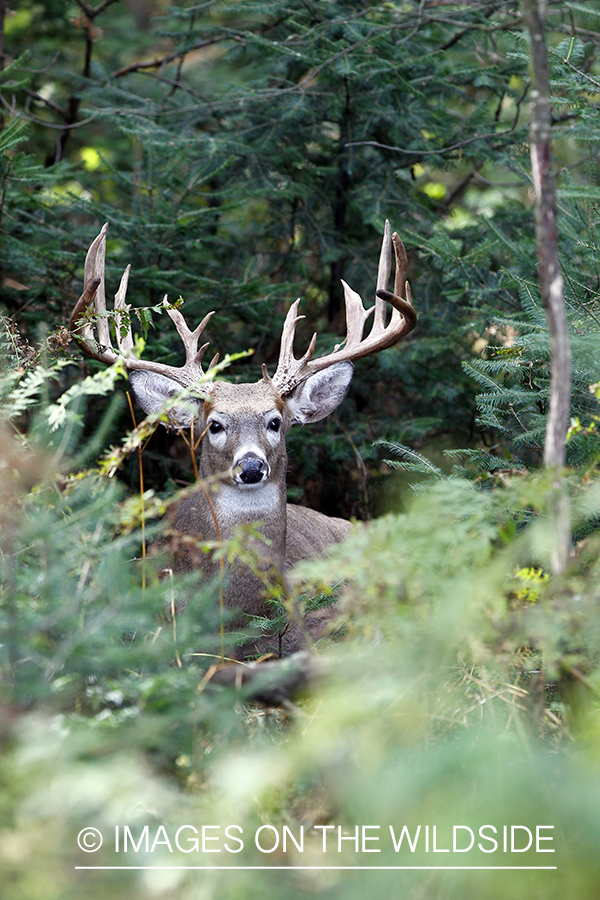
70,221 -> 416,484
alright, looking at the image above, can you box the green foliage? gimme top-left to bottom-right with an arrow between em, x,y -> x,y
3,3 -> 600,899
462,271 -> 600,470
0,0 -> 548,509
3,397 -> 600,897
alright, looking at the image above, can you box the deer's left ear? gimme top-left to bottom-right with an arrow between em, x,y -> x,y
285,361 -> 354,425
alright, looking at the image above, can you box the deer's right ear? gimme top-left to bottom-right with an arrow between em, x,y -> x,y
129,371 -> 204,429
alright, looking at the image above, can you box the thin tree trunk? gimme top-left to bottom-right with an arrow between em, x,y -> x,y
0,0 -> 5,72
522,0 -> 571,575
0,0 -> 5,131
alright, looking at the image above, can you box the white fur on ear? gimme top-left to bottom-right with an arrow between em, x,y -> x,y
129,370 -> 204,429
285,361 -> 354,425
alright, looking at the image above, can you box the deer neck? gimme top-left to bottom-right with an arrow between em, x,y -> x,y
198,440 -> 288,556
214,481 -> 285,530
192,448 -> 288,629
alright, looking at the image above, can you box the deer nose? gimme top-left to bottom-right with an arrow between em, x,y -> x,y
234,454 -> 270,485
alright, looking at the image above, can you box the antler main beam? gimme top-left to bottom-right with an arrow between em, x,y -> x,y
271,220 -> 417,395
71,221 -> 415,397
69,224 -> 217,388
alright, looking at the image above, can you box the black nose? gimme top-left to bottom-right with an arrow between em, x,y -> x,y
239,457 -> 266,484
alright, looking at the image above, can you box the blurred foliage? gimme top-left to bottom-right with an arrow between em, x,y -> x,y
2,2 -> 600,899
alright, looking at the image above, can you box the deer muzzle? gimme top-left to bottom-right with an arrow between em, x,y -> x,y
233,452 -> 271,485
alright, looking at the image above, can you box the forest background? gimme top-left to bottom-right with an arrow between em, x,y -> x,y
2,1 -> 600,898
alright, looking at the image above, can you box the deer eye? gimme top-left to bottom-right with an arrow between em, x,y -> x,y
268,416 -> 282,433
209,421 -> 223,435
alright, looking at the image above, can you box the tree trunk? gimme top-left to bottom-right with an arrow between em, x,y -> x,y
522,0 -> 571,575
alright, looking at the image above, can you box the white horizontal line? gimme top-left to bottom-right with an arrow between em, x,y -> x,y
75,866 -> 558,871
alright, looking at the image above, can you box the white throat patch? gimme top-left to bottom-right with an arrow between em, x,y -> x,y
215,482 -> 280,520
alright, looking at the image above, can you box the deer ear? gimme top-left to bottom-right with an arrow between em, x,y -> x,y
129,371 -> 204,429
285,361 -> 354,425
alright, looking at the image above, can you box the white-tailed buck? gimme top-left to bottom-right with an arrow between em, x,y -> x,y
70,221 -> 416,658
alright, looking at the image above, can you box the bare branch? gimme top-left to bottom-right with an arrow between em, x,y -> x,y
22,86 -> 65,117
112,35 -> 228,78
73,0 -> 119,20
0,93 -> 100,130
347,82 -> 530,160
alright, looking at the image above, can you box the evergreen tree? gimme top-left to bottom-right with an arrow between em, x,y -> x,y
2,6 -> 600,897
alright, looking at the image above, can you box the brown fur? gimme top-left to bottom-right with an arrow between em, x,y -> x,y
154,377 -> 353,657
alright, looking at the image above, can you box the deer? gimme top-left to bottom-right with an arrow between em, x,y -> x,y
69,221 -> 417,663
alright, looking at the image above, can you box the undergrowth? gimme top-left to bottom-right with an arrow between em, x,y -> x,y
1,314 -> 600,899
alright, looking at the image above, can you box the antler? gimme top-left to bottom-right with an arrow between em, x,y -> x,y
70,223 -> 218,388
271,220 -> 416,395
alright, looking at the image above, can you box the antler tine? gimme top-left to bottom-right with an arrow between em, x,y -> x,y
114,264 -> 134,355
272,300 -> 318,391
70,225 -> 218,389
271,221 -> 417,396
70,223 -> 119,365
165,306 -> 215,368
278,300 -> 304,360
373,218 -> 393,333
340,279 -> 374,348
392,230 -> 408,298
90,222 -> 109,348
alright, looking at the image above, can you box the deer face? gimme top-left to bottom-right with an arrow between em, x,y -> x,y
129,361 -> 354,488
202,380 -> 286,487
